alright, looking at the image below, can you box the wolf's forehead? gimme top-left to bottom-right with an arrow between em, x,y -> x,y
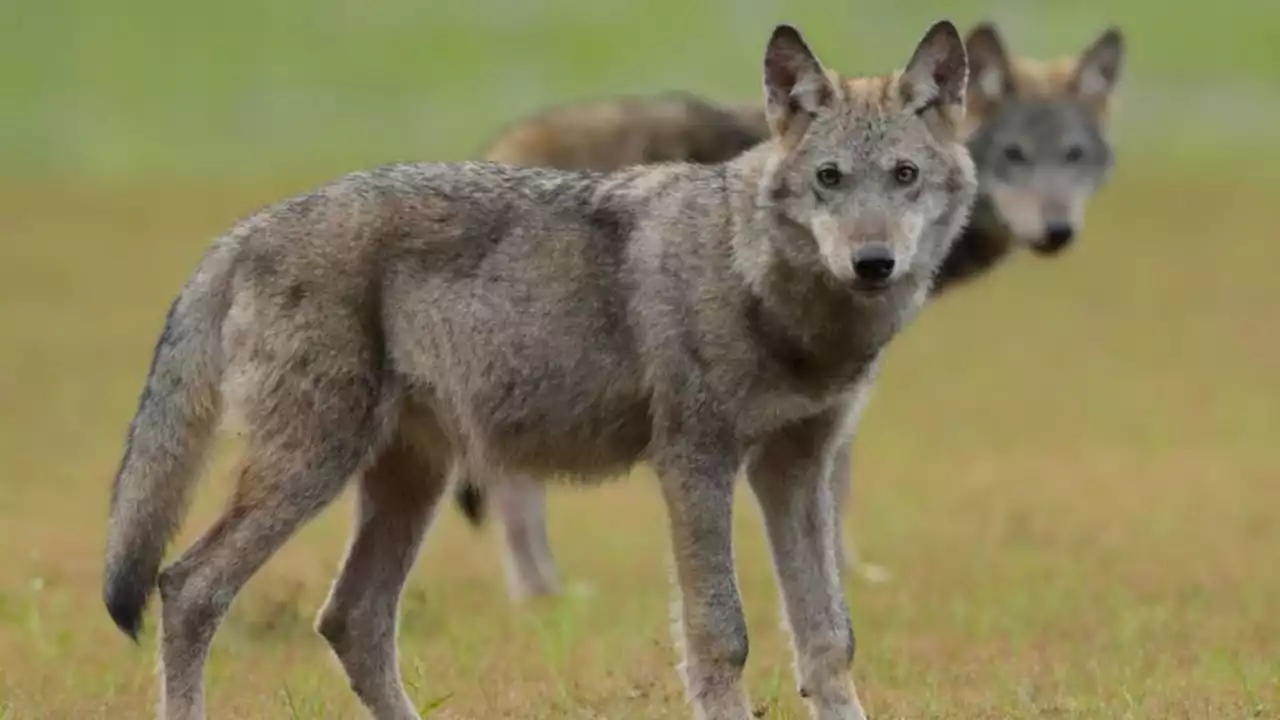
999,101 -> 1102,143
834,110 -> 924,153
832,75 -> 923,139
840,75 -> 902,115
1009,56 -> 1080,98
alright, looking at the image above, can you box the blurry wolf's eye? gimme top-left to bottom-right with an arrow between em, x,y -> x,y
1003,145 -> 1028,164
815,164 -> 843,188
1064,145 -> 1085,163
892,161 -> 918,186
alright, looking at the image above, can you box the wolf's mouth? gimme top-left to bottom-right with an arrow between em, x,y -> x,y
852,278 -> 892,295
1031,239 -> 1073,257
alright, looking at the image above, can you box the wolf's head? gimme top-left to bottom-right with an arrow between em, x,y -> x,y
963,24 -> 1124,255
753,21 -> 978,295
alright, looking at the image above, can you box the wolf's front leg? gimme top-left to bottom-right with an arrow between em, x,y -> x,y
747,415 -> 867,720
654,444 -> 752,720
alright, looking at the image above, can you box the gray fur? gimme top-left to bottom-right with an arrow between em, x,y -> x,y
103,21 -> 976,720
482,90 -> 770,170
454,22 -> 1126,604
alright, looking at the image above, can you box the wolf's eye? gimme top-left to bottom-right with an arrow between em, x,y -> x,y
1003,145 -> 1028,164
815,164 -> 843,188
1064,145 -> 1085,163
893,161 -> 918,186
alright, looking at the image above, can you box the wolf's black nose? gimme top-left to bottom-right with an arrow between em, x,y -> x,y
1043,223 -> 1075,251
853,246 -> 895,283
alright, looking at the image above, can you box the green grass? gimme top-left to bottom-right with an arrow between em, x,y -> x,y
1,1 -> 1279,718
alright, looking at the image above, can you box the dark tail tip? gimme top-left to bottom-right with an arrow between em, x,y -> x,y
454,482 -> 488,528
103,565 -> 152,643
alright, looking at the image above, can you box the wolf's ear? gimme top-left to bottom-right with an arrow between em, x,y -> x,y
1071,27 -> 1124,104
965,22 -> 1013,106
900,20 -> 969,126
762,24 -> 835,137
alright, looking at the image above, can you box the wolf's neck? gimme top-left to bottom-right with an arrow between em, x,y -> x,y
931,195 -> 1016,296
744,255 -> 921,395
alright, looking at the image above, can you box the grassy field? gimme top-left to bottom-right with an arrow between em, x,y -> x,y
1,1 -> 1278,718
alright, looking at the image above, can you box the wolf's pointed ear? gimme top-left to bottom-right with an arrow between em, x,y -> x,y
762,24 -> 835,137
900,21 -> 968,125
1071,27 -> 1124,104
965,22 -> 1013,105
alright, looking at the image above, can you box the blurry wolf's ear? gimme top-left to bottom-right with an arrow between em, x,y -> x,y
762,24 -> 835,137
1071,28 -> 1124,105
965,22 -> 1014,106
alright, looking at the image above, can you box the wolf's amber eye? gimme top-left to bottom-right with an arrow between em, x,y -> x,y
893,162 -> 918,186
1003,145 -> 1028,164
1064,145 -> 1085,163
815,164 -> 843,188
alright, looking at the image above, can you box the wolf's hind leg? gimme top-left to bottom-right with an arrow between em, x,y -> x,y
316,427 -> 447,720
491,473 -> 560,601
156,397 -> 387,719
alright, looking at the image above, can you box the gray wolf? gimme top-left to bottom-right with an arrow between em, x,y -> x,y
945,22 -> 1124,276
103,20 -> 976,720
452,21 -> 1126,602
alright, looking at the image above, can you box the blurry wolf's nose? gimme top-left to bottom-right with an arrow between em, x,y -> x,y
1043,222 -> 1075,251
853,246 -> 895,283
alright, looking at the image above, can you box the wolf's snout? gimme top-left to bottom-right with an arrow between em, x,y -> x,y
852,246 -> 895,284
1038,222 -> 1076,254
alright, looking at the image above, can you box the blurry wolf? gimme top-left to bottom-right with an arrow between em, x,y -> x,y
102,19 -> 977,720
483,90 -> 768,170
954,23 -> 1123,261
456,21 -> 1125,601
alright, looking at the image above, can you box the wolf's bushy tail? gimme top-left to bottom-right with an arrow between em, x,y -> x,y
103,239 -> 237,640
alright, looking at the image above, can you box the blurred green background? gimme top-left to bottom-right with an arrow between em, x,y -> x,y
5,0 -> 1279,182
2,1 -> 1278,718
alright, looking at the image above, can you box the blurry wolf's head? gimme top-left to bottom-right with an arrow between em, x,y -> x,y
963,24 -> 1124,255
